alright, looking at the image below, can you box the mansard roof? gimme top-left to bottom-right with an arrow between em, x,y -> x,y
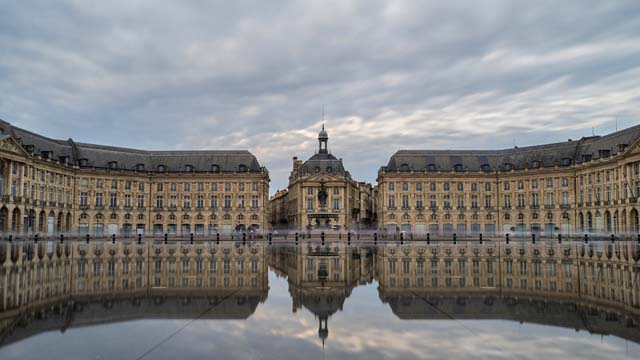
385,124 -> 640,173
300,152 -> 347,176
0,119 -> 263,173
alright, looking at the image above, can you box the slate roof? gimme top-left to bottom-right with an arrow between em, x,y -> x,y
0,119 -> 263,173
385,124 -> 640,172
300,152 -> 347,176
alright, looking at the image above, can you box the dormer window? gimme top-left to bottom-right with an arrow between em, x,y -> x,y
400,163 -> 410,172
618,144 -> 628,152
561,158 -> 571,166
582,154 -> 592,162
108,161 -> 118,169
531,160 -> 541,169
211,164 -> 220,172
503,163 -> 513,171
326,166 -> 333,173
59,156 -> 69,164
78,158 -> 89,167
427,163 -> 437,172
41,150 -> 53,159
481,164 -> 491,172
135,163 -> 145,171
185,164 -> 194,172
157,164 -> 167,172
598,149 -> 611,158
454,164 -> 463,172
238,164 -> 247,172
24,145 -> 35,153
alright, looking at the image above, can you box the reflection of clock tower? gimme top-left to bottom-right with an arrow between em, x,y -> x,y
270,125 -> 374,231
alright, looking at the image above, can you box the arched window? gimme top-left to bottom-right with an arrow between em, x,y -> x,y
124,213 -> 131,220
400,163 -> 410,172
250,214 -> 258,221
95,213 -> 103,220
481,164 -> 491,172
454,164 -> 463,172
504,213 -> 510,220
80,213 -> 88,220
531,160 -> 541,169
135,163 -> 145,171
110,213 -> 117,220
211,164 -> 220,172
108,161 -> 118,169
237,214 -> 244,220
196,214 -> 204,220
183,214 -> 190,220
389,214 -> 396,220
138,214 -> 144,220
185,164 -> 194,172
402,213 -> 411,221
169,214 -> 176,220
427,164 -> 437,172
503,163 -> 513,171
155,214 -> 162,221
223,214 -> 231,221
238,164 -> 247,172
157,164 -> 166,172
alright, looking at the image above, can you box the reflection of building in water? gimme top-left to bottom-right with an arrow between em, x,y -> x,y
0,241 -> 268,344
270,244 -> 374,346
377,241 -> 640,341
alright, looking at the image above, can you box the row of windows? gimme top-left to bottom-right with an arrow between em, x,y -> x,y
80,179 -> 261,192
387,192 -> 571,209
387,178 -> 570,192
78,193 -> 260,209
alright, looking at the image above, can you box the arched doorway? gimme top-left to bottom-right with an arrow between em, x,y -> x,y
47,211 -> 55,235
630,208 -> 639,233
613,210 -> 619,234
604,211 -> 611,233
0,206 -> 8,232
587,212 -> 593,233
65,212 -> 72,232
57,212 -> 64,233
11,208 -> 21,232
38,210 -> 46,232
578,212 -> 584,232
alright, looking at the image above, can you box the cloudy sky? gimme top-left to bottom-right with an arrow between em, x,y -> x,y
2,1 -> 640,192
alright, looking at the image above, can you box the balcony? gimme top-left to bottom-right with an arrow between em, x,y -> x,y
154,207 -> 164,212
401,206 -> 411,210
502,206 -> 511,210
387,206 -> 397,210
484,206 -> 493,211
123,206 -> 133,211
429,206 -> 438,211
79,205 -> 89,210
250,206 -> 260,211
109,205 -> 119,210
415,206 -> 424,211
545,205 -> 555,209
560,204 -> 571,209
95,205 -> 104,210
456,206 -> 465,210
530,204 -> 539,209
136,207 -> 146,211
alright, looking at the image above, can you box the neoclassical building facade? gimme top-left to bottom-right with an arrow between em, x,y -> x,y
0,120 -> 270,236
269,126 -> 374,231
377,125 -> 640,237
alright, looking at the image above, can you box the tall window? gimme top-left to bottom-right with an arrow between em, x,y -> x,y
109,193 -> 117,207
137,195 -> 145,208
95,193 -> 103,207
388,195 -> 395,208
156,195 -> 164,208
251,195 -> 259,208
332,198 -> 340,210
224,195 -> 231,208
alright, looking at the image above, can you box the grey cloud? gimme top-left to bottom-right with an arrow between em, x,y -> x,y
1,1 -> 640,191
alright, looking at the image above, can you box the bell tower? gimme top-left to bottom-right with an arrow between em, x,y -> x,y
318,124 -> 328,154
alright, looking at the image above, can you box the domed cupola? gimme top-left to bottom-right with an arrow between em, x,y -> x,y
318,124 -> 328,154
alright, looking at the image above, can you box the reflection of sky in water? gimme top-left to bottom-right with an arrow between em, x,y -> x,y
1,270 -> 639,360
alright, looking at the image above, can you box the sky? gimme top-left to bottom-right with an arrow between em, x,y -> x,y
1,0 -> 640,194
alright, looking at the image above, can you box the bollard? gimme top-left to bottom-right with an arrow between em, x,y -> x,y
86,234 -> 90,244
268,232 -> 272,245
506,233 -> 509,244
190,233 -> 194,244
357,232 -> 360,240
347,232 -> 351,244
479,233 -> 483,244
400,232 -> 404,244
584,234 -> 588,244
427,232 -> 430,245
164,233 -> 168,244
532,233 -> 535,244
34,234 -> 39,243
611,234 -> 615,243
216,232 -> 220,244
112,234 -> 116,244
321,232 -> 325,246
138,233 -> 142,245
8,235 -> 12,243
558,233 -> 562,244
637,234 -> 640,245
339,233 -> 341,240
242,232 -> 246,245
60,234 -> 64,244
453,233 -> 456,245
374,232 -> 377,245
295,232 -> 299,245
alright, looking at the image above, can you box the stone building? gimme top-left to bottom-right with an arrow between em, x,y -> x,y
0,119 -> 270,236
270,125 -> 373,231
377,124 -> 640,237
